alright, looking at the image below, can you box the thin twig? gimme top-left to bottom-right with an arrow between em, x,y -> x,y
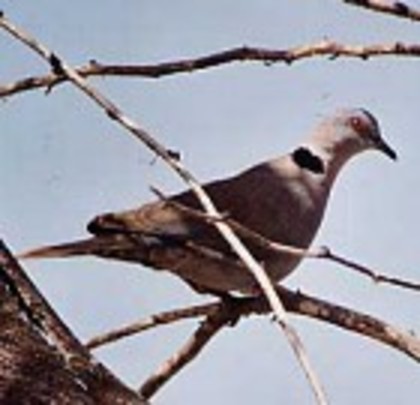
86,302 -> 218,350
343,0 -> 420,22
152,187 -> 420,293
1,41 -> 420,98
0,13 -> 327,404
320,248 -> 420,291
139,306 -> 233,399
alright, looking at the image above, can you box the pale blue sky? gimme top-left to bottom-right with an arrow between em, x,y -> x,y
2,1 -> 420,404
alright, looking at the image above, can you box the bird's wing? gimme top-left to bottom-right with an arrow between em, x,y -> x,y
87,158 -> 318,261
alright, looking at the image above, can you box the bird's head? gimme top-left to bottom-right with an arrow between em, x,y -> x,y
305,108 -> 397,176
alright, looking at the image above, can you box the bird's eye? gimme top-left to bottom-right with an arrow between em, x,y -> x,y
349,117 -> 364,133
348,116 -> 374,140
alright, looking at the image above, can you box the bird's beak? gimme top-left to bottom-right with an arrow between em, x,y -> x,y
375,137 -> 397,161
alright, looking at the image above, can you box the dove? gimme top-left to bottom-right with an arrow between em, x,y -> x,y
19,108 -> 397,296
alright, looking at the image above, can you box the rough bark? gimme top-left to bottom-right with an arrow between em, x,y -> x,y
0,240 -> 147,404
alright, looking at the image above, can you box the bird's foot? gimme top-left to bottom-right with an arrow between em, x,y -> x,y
218,293 -> 243,327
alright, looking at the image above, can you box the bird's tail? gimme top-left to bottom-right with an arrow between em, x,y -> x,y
18,238 -> 102,260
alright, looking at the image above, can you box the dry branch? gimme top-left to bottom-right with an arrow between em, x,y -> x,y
87,288 -> 420,363
343,0 -> 420,21
139,305 -> 233,399
87,286 -> 420,399
0,12 -> 327,404
1,41 -> 420,98
87,302 -> 217,350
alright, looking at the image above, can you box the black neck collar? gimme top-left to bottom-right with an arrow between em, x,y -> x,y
291,147 -> 325,174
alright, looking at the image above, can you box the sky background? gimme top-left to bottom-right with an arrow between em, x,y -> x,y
2,1 -> 420,404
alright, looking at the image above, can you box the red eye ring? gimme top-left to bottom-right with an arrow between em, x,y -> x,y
348,116 -> 373,139
349,117 -> 364,132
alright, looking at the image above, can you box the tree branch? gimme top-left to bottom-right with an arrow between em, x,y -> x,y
86,302 -> 218,350
87,287 -> 420,362
1,41 -> 420,98
87,286 -> 420,399
139,304 -> 234,399
343,0 -> 420,22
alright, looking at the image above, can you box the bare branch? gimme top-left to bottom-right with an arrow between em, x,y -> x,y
343,0 -> 420,22
88,287 -> 420,363
86,301 -> 218,350
320,247 -> 420,291
87,286 -> 420,399
278,286 -> 420,363
1,41 -> 420,98
139,305 -> 233,400
0,13 -> 327,404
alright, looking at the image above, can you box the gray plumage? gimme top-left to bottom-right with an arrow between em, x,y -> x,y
19,108 -> 397,295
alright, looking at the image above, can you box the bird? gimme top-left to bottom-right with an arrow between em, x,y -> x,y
19,108 -> 397,296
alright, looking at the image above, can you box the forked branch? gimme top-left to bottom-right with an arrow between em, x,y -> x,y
87,287 -> 420,399
139,304 -> 234,399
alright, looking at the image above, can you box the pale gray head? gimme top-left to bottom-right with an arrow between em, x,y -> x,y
310,108 -> 397,163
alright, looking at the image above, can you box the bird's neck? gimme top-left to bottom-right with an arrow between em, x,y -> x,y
299,122 -> 364,186
295,142 -> 355,187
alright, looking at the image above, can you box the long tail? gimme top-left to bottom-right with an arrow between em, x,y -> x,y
18,238 -> 103,260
